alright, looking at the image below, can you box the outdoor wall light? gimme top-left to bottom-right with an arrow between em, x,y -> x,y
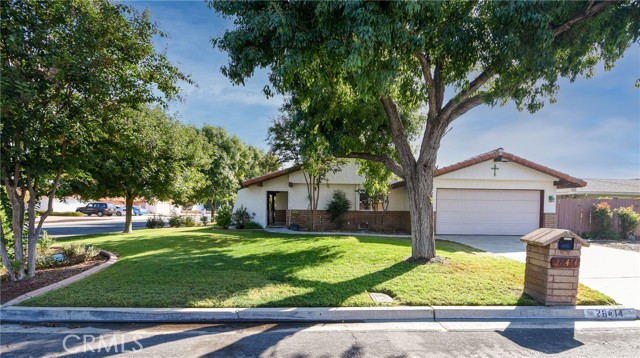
494,147 -> 504,162
548,195 -> 555,203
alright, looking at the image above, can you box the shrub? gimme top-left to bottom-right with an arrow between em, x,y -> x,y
169,215 -> 185,228
325,190 -> 351,228
184,216 -> 197,227
592,202 -> 615,238
614,206 -> 640,238
200,215 -> 209,225
36,210 -> 83,217
244,221 -> 263,229
37,230 -> 55,256
231,205 -> 255,229
216,204 -> 232,229
146,216 -> 165,229
61,244 -> 100,263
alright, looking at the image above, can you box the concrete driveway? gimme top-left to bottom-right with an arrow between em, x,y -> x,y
438,235 -> 640,309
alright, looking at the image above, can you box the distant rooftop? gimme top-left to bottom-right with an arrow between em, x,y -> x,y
557,178 -> 640,198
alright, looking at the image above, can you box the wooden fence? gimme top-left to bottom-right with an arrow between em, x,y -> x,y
557,198 -> 640,236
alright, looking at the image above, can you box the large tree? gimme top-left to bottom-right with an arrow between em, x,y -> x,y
211,1 -> 639,260
0,0 -> 188,279
196,125 -> 279,214
67,106 -> 209,233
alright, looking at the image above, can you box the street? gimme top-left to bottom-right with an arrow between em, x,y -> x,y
41,216 -> 149,237
1,321 -> 640,357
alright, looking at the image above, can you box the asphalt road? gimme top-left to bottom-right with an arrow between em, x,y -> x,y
41,216 -> 149,237
1,322 -> 640,357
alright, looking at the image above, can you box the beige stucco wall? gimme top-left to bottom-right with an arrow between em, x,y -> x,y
237,158 -> 561,227
288,183 -> 359,210
434,160 -> 558,213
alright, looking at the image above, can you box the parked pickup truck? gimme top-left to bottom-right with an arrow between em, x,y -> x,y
75,202 -> 116,217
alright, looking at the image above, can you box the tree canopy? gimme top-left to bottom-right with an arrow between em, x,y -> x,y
1,0 -> 189,279
66,106 -> 209,233
211,0 -> 639,260
197,125 -> 279,209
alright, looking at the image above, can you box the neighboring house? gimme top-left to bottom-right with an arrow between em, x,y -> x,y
39,196 -> 90,212
556,179 -> 640,236
235,148 -> 586,235
557,179 -> 640,198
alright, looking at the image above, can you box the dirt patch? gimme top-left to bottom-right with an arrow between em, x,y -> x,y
0,256 -> 107,304
589,239 -> 640,253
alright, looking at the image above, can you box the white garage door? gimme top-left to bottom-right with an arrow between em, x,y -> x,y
436,189 -> 541,235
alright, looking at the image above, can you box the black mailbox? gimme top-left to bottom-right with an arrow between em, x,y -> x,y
558,237 -> 575,250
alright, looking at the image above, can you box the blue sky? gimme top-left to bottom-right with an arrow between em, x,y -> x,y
129,1 -> 639,179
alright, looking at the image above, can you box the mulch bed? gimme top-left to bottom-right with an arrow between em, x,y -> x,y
589,239 -> 640,253
0,255 -> 107,305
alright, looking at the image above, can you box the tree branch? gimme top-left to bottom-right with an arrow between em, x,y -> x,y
440,68 -> 496,122
434,55 -> 445,110
447,93 -> 486,123
415,52 -> 438,119
342,152 -> 404,178
551,1 -> 615,37
380,96 -> 416,169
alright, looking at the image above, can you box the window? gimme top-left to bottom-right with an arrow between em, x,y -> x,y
358,191 -> 386,211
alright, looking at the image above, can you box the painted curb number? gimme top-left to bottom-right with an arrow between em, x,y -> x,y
584,308 -> 635,320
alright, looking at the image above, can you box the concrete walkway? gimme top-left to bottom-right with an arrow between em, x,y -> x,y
265,228 -> 411,238
439,235 -> 640,309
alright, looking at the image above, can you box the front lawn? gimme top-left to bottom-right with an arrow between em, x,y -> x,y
20,228 -> 614,307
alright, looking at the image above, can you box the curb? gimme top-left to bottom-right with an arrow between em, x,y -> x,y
432,306 -> 638,321
0,306 -> 636,324
1,250 -> 118,308
0,307 -> 434,323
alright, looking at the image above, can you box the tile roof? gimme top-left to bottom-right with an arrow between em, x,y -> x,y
241,165 -> 300,188
391,148 -> 586,189
241,148 -> 587,189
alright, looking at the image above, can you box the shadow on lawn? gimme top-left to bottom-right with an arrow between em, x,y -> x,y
35,228 -> 427,307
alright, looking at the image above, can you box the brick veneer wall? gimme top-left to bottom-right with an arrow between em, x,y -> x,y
543,213 -> 558,229
287,210 -> 412,233
273,210 -> 286,223
523,241 -> 582,305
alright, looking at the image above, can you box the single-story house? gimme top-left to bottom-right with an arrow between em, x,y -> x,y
235,148 -> 586,235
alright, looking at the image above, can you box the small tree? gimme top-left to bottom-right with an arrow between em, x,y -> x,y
614,206 -> 640,239
215,204 -> 232,229
326,190 -> 351,229
268,104 -> 344,230
592,202 -> 614,238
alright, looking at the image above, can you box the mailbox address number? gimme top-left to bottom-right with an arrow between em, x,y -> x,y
584,309 -> 629,320
550,257 -> 580,268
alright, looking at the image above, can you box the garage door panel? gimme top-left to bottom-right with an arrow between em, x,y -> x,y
436,189 -> 540,235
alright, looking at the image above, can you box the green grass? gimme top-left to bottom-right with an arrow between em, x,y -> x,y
21,228 -> 615,308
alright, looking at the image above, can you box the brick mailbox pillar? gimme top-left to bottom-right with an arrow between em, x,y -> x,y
520,228 -> 590,306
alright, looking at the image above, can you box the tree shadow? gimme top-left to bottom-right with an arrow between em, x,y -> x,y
498,324 -> 584,354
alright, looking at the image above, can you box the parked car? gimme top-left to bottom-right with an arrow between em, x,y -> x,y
115,205 -> 125,216
132,206 -> 147,216
75,203 -> 116,217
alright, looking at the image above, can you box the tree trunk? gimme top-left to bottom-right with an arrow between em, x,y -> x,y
8,187 -> 26,280
405,170 -> 436,260
124,193 -> 134,233
0,211 -> 17,281
26,189 -> 37,278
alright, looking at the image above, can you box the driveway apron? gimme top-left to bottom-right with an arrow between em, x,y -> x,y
438,235 -> 640,309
